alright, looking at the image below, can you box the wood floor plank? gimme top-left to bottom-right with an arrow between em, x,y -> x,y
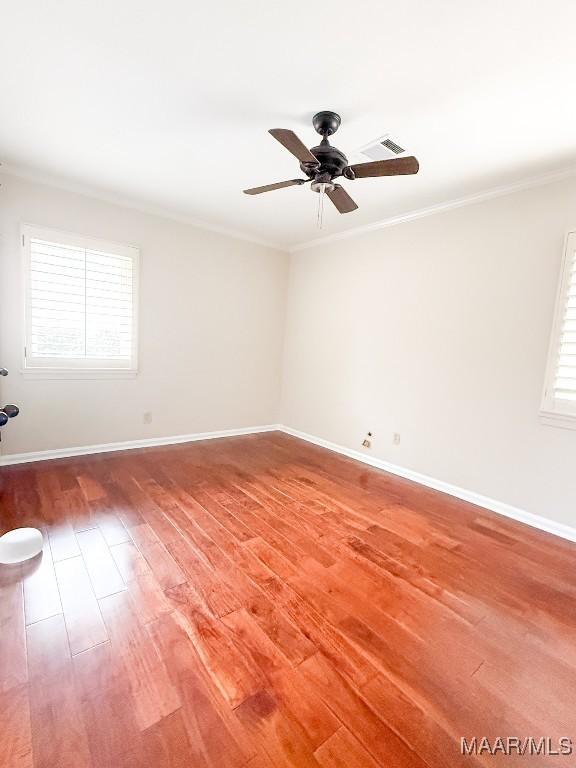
270,665 -> 340,752
99,590 -> 181,731
55,555 -> 109,655
73,640 -> 144,767
63,487 -> 97,533
0,568 -> 27,693
130,571 -> 173,625
167,537 -> 243,617
110,541 -> 150,582
282,594 -> 378,689
47,519 -> 80,562
0,683 -> 33,768
26,615 -> 91,768
22,539 -> 62,626
139,709 -> 199,768
235,689 -> 324,768
300,652 -> 428,768
110,540 -> 171,624
238,481 -> 337,568
361,674 -> 465,768
96,509 -> 132,547
232,543 -> 297,604
129,523 -> 186,589
148,611 -> 255,767
76,527 -> 126,598
166,581 -> 265,708
315,727 -> 381,768
0,432 -> 574,768
77,473 -> 107,503
188,486 -> 257,544
243,592 -> 316,666
221,607 -> 288,680
245,536 -> 298,581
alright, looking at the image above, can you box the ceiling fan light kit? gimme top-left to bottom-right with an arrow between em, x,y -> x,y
243,110 -> 419,226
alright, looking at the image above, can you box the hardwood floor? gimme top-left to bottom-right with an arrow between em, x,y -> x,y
1,431 -> 575,767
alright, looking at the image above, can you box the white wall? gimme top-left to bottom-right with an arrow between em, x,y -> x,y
3,169 -> 575,532
281,176 -> 576,529
0,173 -> 288,455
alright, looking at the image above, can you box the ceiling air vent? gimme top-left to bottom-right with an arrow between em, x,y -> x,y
358,135 -> 407,162
381,138 -> 405,155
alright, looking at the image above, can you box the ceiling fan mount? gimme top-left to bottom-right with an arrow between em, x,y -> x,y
243,111 -> 419,215
312,110 -> 341,137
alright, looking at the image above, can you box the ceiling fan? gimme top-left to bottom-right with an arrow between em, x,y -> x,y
243,110 -> 419,215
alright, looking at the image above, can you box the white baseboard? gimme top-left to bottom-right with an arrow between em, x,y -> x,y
0,424 -> 280,466
2,421 -> 574,545
278,425 -> 576,545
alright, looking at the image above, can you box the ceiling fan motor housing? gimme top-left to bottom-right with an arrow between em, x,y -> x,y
301,139 -> 349,183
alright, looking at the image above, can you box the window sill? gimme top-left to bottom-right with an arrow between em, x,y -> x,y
539,408 -> 576,431
20,368 -> 138,380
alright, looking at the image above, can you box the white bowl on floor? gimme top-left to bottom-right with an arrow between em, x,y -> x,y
0,527 -> 44,564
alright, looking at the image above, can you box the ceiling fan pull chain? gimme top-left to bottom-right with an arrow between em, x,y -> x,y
317,182 -> 326,229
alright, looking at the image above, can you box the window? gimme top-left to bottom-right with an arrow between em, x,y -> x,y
541,231 -> 576,428
22,225 -> 138,378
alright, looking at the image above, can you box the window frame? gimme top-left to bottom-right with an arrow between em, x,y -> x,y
21,224 -> 140,380
540,230 -> 576,429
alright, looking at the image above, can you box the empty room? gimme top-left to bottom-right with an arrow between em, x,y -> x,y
1,1 -> 575,766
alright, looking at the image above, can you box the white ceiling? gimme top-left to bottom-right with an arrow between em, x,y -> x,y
2,0 -> 576,250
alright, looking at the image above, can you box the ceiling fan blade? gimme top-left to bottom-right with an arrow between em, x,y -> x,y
349,156 -> 419,178
269,129 -> 319,165
243,179 -> 306,195
327,184 -> 358,214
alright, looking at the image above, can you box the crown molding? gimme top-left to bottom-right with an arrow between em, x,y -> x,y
0,164 -> 284,252
5,161 -> 576,255
289,164 -> 576,253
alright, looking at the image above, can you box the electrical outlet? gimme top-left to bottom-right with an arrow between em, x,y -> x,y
393,432 -> 401,445
143,412 -> 152,424
362,431 -> 373,449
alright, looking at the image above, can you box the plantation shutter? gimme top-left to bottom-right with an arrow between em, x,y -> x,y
552,243 -> 576,403
25,228 -> 138,371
